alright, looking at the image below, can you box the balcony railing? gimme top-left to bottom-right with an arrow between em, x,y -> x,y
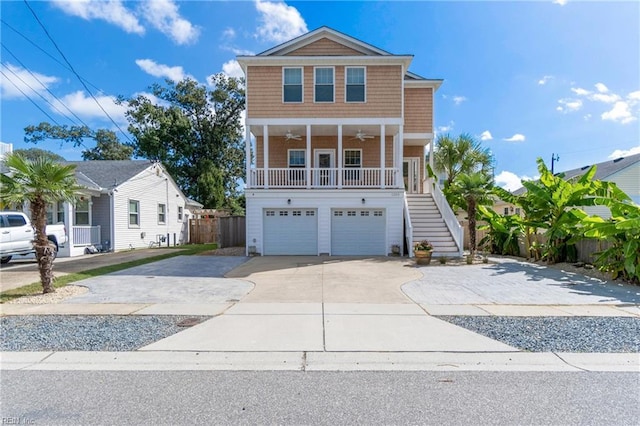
248,168 -> 400,189
72,225 -> 101,247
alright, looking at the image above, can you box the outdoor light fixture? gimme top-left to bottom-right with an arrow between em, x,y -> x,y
361,198 -> 366,204
287,199 -> 291,205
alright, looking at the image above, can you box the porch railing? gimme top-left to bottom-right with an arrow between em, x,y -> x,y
249,168 -> 400,189
72,225 -> 101,247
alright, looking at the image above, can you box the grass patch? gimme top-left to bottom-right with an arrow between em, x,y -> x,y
0,243 -> 217,303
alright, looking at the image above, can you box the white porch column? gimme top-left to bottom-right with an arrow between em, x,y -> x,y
429,137 -> 434,174
263,125 -> 269,188
337,125 -> 343,189
380,124 -> 386,189
306,124 -> 311,189
245,124 -> 251,187
397,125 -> 404,188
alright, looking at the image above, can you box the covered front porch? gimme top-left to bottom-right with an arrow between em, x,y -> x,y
244,122 -> 435,190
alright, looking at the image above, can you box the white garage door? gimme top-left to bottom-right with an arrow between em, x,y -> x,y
331,209 -> 386,255
263,209 -> 318,255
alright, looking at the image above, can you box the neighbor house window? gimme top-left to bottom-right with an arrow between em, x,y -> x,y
504,207 -> 509,215
345,67 -> 365,102
129,200 -> 140,227
46,203 -> 56,224
283,68 -> 303,103
288,150 -> 306,168
314,67 -> 334,102
343,149 -> 362,181
74,199 -> 89,225
177,206 -> 183,222
158,204 -> 166,224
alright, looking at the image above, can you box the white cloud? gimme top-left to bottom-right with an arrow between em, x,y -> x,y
135,59 -> 189,81
583,114 -> 592,121
221,60 -> 244,79
626,90 -> 640,101
571,87 -> 591,96
494,171 -> 535,192
552,0 -> 568,5
52,0 -> 144,34
601,101 -> 636,124
538,75 -> 553,85
222,27 -> 236,40
452,95 -> 467,105
52,91 -> 127,124
608,145 -> 640,159
480,131 -> 493,141
591,93 -> 621,103
503,134 -> 526,142
0,63 -> 59,99
556,98 -> 583,113
595,82 -> 609,93
139,0 -> 199,45
254,0 -> 308,43
437,121 -> 455,133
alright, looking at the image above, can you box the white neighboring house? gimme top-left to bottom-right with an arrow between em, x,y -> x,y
48,160 -> 202,257
0,142 -> 13,160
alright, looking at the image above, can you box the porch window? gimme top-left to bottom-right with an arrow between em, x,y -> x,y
46,202 -> 64,224
74,199 -> 89,225
288,150 -> 306,167
283,68 -> 302,103
345,67 -> 365,102
314,67 -> 334,102
129,200 -> 140,227
343,149 -> 362,181
158,204 -> 166,224
177,206 -> 183,222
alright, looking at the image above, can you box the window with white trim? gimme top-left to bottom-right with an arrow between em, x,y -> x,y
314,67 -> 334,102
288,149 -> 306,168
75,199 -> 90,225
305,210 -> 315,216
158,204 -> 166,224
129,200 -> 140,227
344,149 -> 362,181
177,206 -> 183,221
283,68 -> 302,103
346,67 -> 365,102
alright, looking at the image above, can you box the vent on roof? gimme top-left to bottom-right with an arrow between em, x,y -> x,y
580,165 -> 590,170
613,157 -> 624,163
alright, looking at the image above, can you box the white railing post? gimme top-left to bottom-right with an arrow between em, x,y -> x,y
428,178 -> 464,256
263,125 -> 269,189
380,124 -> 385,189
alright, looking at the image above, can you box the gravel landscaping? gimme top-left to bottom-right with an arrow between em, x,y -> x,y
0,315 -> 210,352
437,316 -> 640,353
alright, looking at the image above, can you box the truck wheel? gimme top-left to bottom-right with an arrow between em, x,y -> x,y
49,242 -> 58,260
1,256 -> 12,264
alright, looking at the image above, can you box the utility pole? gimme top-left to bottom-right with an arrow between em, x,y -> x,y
551,153 -> 560,174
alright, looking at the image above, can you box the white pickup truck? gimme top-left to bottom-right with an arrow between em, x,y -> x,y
0,211 -> 68,264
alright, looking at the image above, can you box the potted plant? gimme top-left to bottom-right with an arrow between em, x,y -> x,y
413,240 -> 433,265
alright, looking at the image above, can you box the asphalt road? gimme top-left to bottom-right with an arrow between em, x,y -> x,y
2,371 -> 638,425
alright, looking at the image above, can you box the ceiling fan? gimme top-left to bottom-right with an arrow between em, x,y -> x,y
284,130 -> 302,141
351,129 -> 375,141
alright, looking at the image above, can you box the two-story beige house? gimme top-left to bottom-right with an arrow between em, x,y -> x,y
238,27 -> 462,257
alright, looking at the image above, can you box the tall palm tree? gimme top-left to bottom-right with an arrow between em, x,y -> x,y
433,133 -> 494,188
450,171 -> 494,256
1,153 -> 79,293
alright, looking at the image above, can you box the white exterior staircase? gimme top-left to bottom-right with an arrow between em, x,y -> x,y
406,193 -> 462,257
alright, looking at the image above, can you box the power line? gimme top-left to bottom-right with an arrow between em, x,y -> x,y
0,68 -> 62,126
1,44 -> 91,128
0,18 -> 103,94
22,0 -> 134,144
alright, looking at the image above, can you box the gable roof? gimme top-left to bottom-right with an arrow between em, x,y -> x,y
64,160 -> 153,190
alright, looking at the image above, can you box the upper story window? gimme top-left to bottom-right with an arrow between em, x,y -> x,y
344,149 -> 362,168
129,200 -> 140,227
177,206 -> 183,222
314,67 -> 334,102
288,149 -> 306,168
158,204 -> 166,224
346,67 -> 365,102
283,68 -> 303,103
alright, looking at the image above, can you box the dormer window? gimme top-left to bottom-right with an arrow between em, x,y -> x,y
314,67 -> 334,102
283,68 -> 302,103
346,67 -> 365,102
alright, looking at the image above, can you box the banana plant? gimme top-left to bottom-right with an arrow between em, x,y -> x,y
478,205 -> 522,256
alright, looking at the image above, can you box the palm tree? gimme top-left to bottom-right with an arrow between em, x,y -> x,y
1,153 -> 79,293
450,172 -> 494,256
433,133 -> 494,188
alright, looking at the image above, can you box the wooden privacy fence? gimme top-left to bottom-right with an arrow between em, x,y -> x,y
189,214 -> 245,248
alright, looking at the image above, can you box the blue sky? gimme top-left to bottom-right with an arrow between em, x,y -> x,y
1,0 -> 638,191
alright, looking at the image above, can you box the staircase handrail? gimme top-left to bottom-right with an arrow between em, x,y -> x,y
426,178 -> 463,256
403,195 -> 414,258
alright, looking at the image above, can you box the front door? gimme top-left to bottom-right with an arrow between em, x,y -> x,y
403,158 -> 420,193
314,149 -> 335,187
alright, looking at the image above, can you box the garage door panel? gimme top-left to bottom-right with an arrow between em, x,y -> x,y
264,209 -> 317,255
331,209 -> 385,255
